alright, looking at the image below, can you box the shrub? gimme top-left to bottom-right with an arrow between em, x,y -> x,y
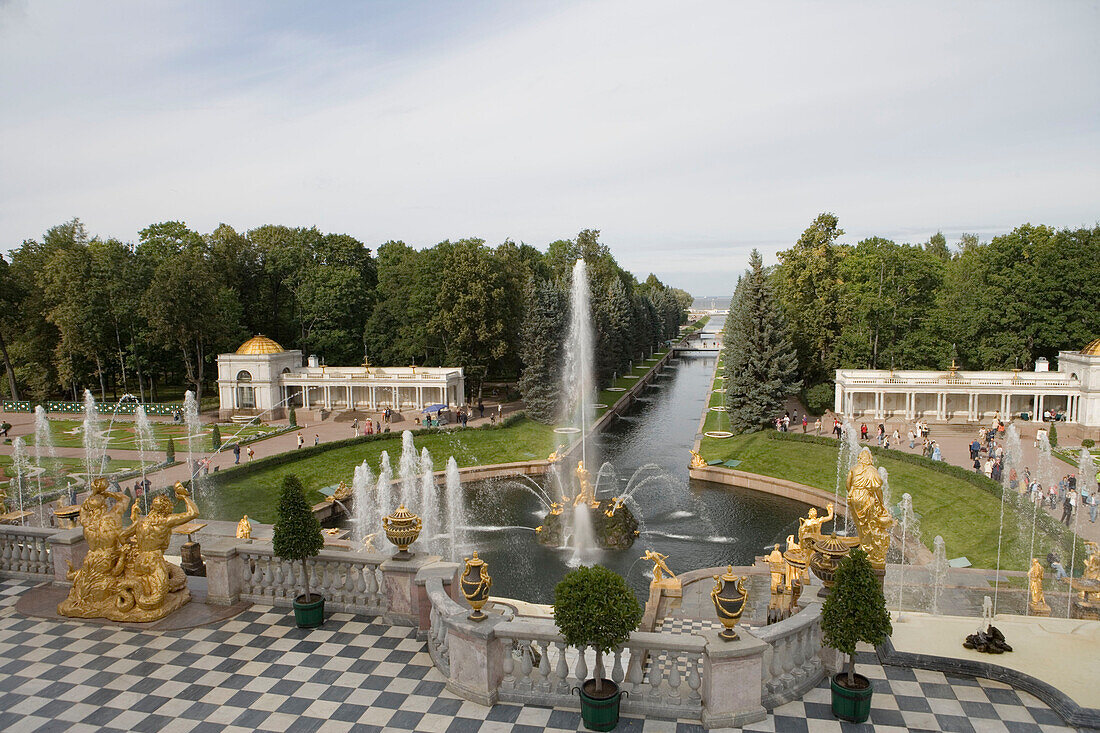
211,424 -> 222,451
165,437 -> 175,462
1048,423 -> 1058,448
553,565 -> 642,693
803,382 -> 835,416
1083,438 -> 1095,449
821,547 -> 891,686
288,406 -> 297,428
273,474 -> 324,601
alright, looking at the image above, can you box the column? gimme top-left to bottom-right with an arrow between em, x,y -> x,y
369,386 -> 376,410
1037,394 -> 1044,420
834,384 -> 844,415
417,386 -> 423,408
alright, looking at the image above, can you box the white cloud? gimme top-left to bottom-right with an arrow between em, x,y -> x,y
1,0 -> 1097,294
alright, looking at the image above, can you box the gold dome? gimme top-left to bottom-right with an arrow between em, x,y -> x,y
236,335 -> 284,355
1082,338 -> 1100,356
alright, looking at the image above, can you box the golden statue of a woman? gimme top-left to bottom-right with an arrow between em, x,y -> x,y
1028,558 -> 1050,616
845,448 -> 894,568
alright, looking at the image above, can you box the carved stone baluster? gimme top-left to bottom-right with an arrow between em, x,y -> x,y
537,641 -> 551,692
625,647 -> 643,694
648,651 -> 663,704
554,642 -> 570,694
667,653 -> 682,705
272,558 -> 285,600
519,643 -> 534,691
687,653 -> 701,703
18,538 -> 29,573
575,646 -> 588,689
766,645 -> 782,694
611,648 -> 624,686
500,641 -> 516,690
353,564 -> 367,605
779,635 -> 795,687
792,627 -> 808,682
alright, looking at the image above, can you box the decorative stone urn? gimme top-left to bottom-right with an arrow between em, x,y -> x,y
710,566 -> 748,641
809,534 -> 860,597
382,504 -> 422,560
460,551 -> 492,621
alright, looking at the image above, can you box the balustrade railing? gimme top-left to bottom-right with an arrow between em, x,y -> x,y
753,601 -> 825,709
236,544 -> 386,615
0,525 -> 54,579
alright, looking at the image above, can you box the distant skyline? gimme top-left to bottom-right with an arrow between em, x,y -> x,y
1,1 -> 1097,295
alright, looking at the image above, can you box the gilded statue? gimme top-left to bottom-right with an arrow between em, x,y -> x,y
58,481 -> 198,622
798,503 -> 834,549
845,448 -> 894,568
236,515 -> 252,539
1028,557 -> 1050,616
642,549 -> 676,583
573,461 -> 598,507
689,450 -> 707,469
767,544 -> 785,596
362,533 -> 378,552
58,478 -> 131,618
547,445 -> 565,464
1084,542 -> 1100,582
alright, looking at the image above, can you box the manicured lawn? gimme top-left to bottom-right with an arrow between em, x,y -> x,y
595,348 -> 671,417
23,419 -> 278,451
206,419 -> 557,523
0,455 -> 151,482
698,431 -> 1070,571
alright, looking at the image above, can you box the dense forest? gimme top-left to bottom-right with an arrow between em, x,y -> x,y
769,214 -> 1100,413
0,221 -> 689,412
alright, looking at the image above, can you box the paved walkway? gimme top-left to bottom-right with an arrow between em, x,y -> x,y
0,578 -> 1078,732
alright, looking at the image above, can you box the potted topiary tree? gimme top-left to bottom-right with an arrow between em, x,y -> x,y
210,424 -> 221,451
554,565 -> 642,731
821,546 -> 892,723
273,474 -> 325,628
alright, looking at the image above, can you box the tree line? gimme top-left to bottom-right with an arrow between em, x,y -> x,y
722,214 -> 1100,427
0,221 -> 689,410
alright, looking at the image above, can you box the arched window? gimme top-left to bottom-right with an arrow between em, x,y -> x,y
236,371 -> 255,409
1070,373 -> 1079,381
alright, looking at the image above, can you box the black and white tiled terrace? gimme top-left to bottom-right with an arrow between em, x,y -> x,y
0,579 -> 1083,732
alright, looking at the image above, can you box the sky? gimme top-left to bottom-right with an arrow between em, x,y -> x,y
1,0 -> 1098,295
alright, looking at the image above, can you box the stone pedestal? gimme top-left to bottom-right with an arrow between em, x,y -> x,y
444,615 -> 505,706
414,562 -> 461,636
46,528 -> 87,585
203,540 -> 243,605
180,541 -> 206,576
700,629 -> 768,728
381,553 -> 439,627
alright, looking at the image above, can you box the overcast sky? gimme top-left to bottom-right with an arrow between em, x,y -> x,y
1,1 -> 1097,295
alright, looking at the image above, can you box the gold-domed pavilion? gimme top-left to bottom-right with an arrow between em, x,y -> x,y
1082,337 -> 1100,357
236,335 -> 285,355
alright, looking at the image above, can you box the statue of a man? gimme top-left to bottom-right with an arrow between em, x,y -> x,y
116,482 -> 199,620
57,478 -> 131,618
845,448 -> 894,568
642,549 -> 676,582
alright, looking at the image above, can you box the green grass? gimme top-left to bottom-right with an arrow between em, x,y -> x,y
23,419 -> 278,451
698,431 -> 1073,571
0,455 -> 151,482
206,418 -> 556,523
595,349 -> 671,418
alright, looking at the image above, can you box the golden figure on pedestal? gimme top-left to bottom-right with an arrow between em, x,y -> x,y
1028,558 -> 1051,617
846,448 -> 894,568
547,445 -> 565,464
689,450 -> 707,469
236,515 -> 253,540
571,461 -> 599,507
643,549 -> 676,583
58,480 -> 198,622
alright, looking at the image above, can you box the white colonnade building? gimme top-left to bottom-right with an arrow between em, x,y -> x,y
217,336 -> 466,420
834,338 -> 1100,430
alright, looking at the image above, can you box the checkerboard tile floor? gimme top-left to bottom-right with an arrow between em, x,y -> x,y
0,579 -> 1082,732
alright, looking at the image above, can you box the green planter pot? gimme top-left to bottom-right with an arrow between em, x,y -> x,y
293,594 -> 324,629
575,679 -> 625,731
831,672 -> 873,723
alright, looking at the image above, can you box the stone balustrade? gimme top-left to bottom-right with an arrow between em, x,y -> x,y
752,601 -> 826,709
0,525 -> 54,579
423,575 -> 827,728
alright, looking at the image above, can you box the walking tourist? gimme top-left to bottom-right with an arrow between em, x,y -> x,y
296,432 -> 304,449
1089,493 -> 1098,523
908,429 -> 915,449
931,442 -> 942,461
478,400 -> 484,418
814,418 -> 821,434
247,446 -> 255,461
314,434 -> 319,446
1062,489 -> 1077,525
233,443 -> 240,464
352,418 -> 359,435
860,423 -> 868,440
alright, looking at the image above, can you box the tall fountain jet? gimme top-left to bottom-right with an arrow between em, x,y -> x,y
563,259 -> 597,468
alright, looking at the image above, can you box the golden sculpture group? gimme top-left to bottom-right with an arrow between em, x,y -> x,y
58,479 -> 199,622
769,447 -> 894,619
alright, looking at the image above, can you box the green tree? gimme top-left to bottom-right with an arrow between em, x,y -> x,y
0,255 -> 22,400
165,437 -> 176,462
723,250 -> 802,432
821,547 -> 892,686
553,565 -> 642,693
210,424 -> 222,451
517,281 -> 568,423
776,213 -> 847,384
272,474 -> 324,601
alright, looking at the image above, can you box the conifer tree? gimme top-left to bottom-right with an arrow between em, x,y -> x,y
273,474 -> 324,600
722,249 -> 802,432
518,281 -> 567,423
